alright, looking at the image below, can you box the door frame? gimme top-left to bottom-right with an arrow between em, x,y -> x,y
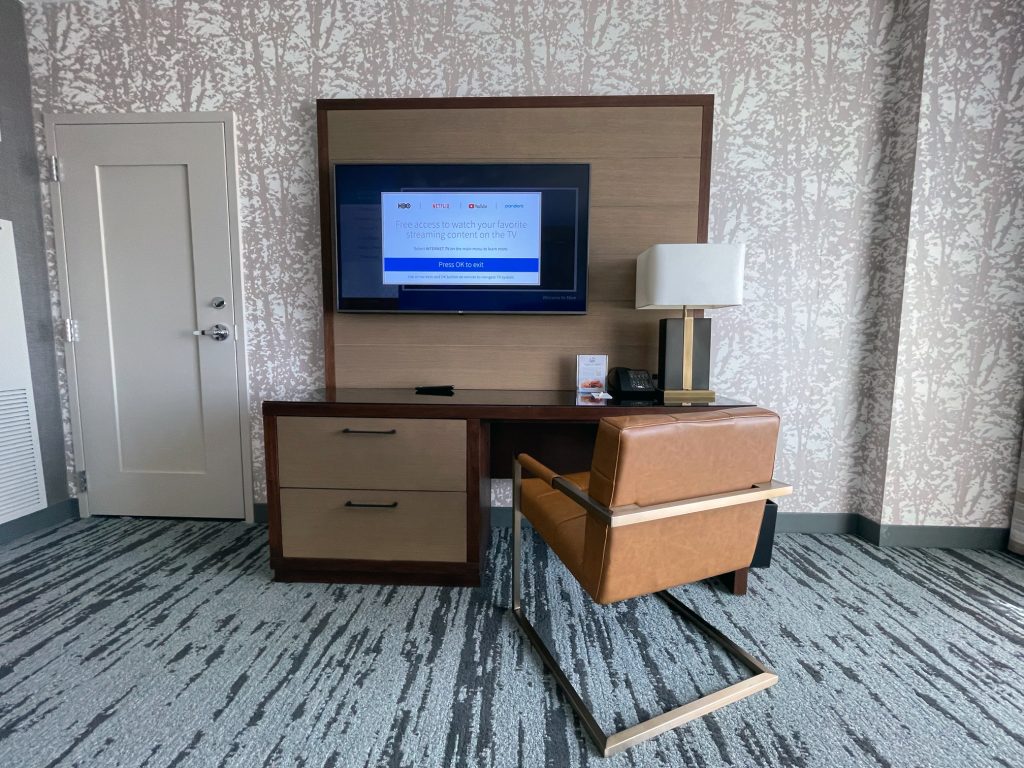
44,111 -> 254,522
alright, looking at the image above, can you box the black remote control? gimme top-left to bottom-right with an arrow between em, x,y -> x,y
415,385 -> 455,396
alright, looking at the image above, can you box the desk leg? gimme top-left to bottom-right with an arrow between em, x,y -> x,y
467,419 -> 491,575
719,567 -> 748,596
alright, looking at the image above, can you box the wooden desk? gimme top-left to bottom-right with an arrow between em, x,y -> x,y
263,389 -> 753,586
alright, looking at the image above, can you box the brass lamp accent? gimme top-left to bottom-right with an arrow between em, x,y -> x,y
636,243 -> 745,404
677,307 -> 710,403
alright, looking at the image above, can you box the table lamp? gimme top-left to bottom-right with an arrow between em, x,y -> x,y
635,243 -> 745,404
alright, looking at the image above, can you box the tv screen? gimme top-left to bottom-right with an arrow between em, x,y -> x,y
333,163 -> 590,313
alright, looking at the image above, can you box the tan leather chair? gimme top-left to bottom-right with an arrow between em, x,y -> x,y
511,406 -> 792,757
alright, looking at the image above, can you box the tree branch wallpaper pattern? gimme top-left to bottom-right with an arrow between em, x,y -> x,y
881,0 -> 1024,527
21,0 -> 1023,528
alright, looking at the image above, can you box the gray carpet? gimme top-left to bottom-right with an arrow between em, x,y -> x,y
0,518 -> 1021,767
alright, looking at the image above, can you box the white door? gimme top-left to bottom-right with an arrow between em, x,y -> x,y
49,116 -> 249,519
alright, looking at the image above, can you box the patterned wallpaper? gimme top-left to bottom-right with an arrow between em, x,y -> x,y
20,0 -> 1023,527
881,0 -> 1024,528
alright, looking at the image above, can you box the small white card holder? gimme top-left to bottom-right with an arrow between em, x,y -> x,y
576,355 -> 611,403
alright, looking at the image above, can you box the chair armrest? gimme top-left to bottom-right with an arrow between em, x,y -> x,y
552,478 -> 793,528
552,476 -> 616,522
515,453 -> 559,486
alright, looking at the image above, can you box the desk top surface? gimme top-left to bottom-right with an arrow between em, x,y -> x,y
264,388 -> 753,419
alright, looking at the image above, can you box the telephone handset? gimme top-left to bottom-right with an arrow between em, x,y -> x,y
606,367 -> 659,401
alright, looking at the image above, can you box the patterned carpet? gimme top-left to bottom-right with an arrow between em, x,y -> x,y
0,518 -> 1022,767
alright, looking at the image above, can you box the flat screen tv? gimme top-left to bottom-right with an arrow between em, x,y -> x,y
333,163 -> 590,313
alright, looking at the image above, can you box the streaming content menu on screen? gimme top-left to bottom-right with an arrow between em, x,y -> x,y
380,192 -> 542,285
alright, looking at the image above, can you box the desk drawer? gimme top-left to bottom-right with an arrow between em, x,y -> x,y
280,488 -> 466,562
277,417 -> 466,490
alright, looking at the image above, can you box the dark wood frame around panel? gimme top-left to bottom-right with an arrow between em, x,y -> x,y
315,95 -> 715,389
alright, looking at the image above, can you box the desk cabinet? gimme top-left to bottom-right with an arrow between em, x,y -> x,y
264,389 -> 751,586
267,413 -> 484,585
276,416 -> 467,565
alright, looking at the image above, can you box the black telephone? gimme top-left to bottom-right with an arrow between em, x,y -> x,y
606,367 -> 659,401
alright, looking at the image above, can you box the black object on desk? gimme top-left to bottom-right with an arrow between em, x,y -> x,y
607,367 -> 659,401
415,385 -> 455,396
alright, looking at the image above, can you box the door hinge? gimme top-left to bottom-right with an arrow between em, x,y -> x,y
62,317 -> 80,343
75,470 -> 88,493
47,155 -> 63,183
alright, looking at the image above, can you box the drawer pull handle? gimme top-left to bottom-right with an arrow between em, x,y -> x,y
340,428 -> 397,435
344,501 -> 399,509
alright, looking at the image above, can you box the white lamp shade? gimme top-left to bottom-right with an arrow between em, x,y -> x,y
635,243 -> 745,309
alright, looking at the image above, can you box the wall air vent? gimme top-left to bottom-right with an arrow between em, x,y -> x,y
0,220 -> 48,524
0,389 -> 46,520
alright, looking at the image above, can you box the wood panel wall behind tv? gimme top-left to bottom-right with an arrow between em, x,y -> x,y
318,96 -> 713,390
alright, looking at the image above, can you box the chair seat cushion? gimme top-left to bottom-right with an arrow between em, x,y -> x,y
520,471 -> 591,577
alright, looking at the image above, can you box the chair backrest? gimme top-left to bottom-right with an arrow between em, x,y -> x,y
588,407 -> 780,509
579,407 -> 781,604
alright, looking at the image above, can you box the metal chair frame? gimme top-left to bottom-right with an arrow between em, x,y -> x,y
511,458 -> 786,757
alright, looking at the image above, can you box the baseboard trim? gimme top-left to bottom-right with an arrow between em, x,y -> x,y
876,524 -> 1009,549
0,499 -> 79,545
491,506 -> 1008,550
857,515 -> 882,545
5,501 -> 1003,550
494,507 -> 865,536
719,510 -> 1007,549
774,512 -> 858,534
490,506 -> 523,529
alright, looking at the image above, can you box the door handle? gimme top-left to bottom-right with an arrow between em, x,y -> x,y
193,323 -> 230,341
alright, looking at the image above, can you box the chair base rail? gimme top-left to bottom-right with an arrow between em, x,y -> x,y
511,503 -> 779,757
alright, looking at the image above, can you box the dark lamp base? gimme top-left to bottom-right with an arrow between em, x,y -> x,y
658,316 -> 712,391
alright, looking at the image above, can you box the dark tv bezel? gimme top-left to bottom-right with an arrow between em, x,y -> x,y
331,162 -> 590,315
